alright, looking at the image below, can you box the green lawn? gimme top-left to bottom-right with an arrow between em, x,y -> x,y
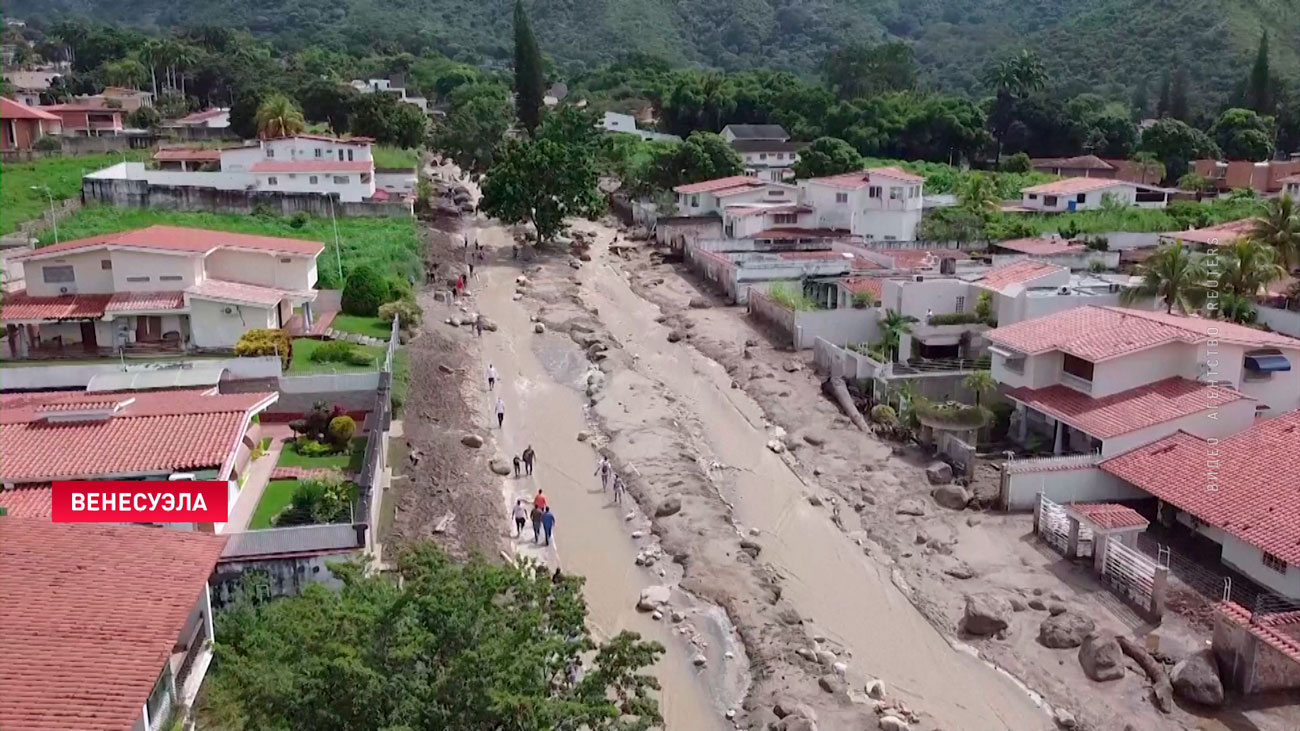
289,338 -> 386,373
372,145 -> 420,169
276,437 -> 367,471
330,314 -> 392,340
1,151 -> 149,234
40,206 -> 421,290
249,479 -> 298,530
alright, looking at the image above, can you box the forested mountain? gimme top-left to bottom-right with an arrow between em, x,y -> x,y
7,0 -> 1299,101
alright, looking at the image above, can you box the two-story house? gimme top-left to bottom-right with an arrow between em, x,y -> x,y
720,123 -> 801,182
798,167 -> 925,242
987,305 -> 1300,457
1018,177 -> 1169,212
2,225 -> 322,357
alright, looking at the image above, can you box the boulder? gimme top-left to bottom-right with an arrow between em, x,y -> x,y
655,496 -> 683,517
924,461 -> 954,485
1171,649 -> 1224,707
1037,612 -> 1096,649
895,499 -> 926,517
963,593 -> 1011,636
931,484 -> 970,511
489,459 -> 512,476
636,585 -> 672,612
1078,632 -> 1125,682
460,434 -> 485,448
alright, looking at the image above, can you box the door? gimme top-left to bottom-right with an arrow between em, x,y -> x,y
80,322 -> 98,353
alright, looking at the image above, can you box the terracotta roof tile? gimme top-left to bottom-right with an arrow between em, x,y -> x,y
987,306 -> 1300,360
0,518 -> 228,731
673,176 -> 761,194
1067,502 -> 1150,529
1101,411 -> 1300,565
1022,177 -> 1133,195
975,259 -> 1066,293
15,225 -> 324,261
1005,376 -> 1249,438
0,389 -> 275,483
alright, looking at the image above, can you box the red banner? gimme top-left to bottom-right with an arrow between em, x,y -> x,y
51,481 -> 230,523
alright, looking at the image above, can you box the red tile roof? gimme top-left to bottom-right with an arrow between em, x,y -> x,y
803,166 -> 925,189
1005,377 -> 1249,438
1101,411 -> 1300,565
0,484 -> 52,518
0,97 -> 61,121
673,175 -> 760,194
250,160 -> 373,173
1067,502 -> 1150,530
987,305 -> 1300,360
995,237 -> 1087,256
1160,218 -> 1254,247
105,291 -> 186,313
0,389 -> 276,483
153,147 -> 222,162
1022,177 -> 1132,195
15,225 -> 324,260
975,259 -> 1066,293
187,278 -> 304,307
0,518 -> 228,731
0,291 -> 111,322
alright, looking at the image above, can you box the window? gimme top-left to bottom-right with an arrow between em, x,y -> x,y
315,148 -> 323,158
1062,353 -> 1095,382
309,175 -> 318,185
868,186 -> 881,199
267,176 -> 278,185
126,276 -> 151,283
159,275 -> 183,282
333,175 -> 349,184
42,265 -> 75,283
955,295 -> 966,313
774,213 -> 797,225
1262,551 -> 1287,573
100,259 -> 112,270
1077,194 -> 1087,204
835,192 -> 849,203
347,149 -> 354,161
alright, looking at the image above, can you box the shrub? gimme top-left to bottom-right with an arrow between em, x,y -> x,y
327,415 -> 357,449
379,299 -> 423,329
869,404 -> 898,425
294,438 -> 334,457
234,328 -> 292,368
341,265 -> 390,316
33,135 -> 62,152
310,340 -> 359,363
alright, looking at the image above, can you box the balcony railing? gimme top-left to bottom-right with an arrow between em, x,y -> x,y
1060,371 -> 1093,393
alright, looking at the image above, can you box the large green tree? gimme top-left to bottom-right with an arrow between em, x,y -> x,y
821,42 -> 917,100
513,0 -> 545,135
792,136 -> 863,178
198,544 -> 664,730
480,107 -> 605,242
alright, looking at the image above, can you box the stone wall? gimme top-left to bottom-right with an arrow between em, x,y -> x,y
83,176 -> 413,218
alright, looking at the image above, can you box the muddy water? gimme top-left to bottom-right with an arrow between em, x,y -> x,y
470,228 -> 733,731
579,262 -> 1051,730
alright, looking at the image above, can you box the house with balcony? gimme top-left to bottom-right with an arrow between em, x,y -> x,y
798,167 -> 925,242
1,225 -> 323,358
0,518 -> 229,731
1018,177 -> 1169,212
987,305 -> 1300,458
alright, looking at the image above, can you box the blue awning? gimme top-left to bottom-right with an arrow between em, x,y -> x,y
1244,353 -> 1292,372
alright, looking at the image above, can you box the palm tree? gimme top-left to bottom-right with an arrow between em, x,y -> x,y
1122,243 -> 1206,314
1219,237 -> 1285,298
963,370 -> 996,408
254,94 -> 306,139
879,309 -> 919,362
1250,194 -> 1300,271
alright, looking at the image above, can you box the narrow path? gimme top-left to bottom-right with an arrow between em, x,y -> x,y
469,222 -> 732,731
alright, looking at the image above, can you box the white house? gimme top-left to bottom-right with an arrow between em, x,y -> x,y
797,167 -> 925,242
1018,177 -> 1170,212
986,305 -> 1300,457
2,225 -> 323,356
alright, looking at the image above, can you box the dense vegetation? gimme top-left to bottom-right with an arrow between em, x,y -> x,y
9,0 -> 1300,103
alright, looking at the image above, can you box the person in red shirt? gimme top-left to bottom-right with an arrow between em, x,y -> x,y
533,489 -> 548,511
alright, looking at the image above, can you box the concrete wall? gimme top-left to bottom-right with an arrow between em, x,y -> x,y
1000,461 -> 1145,511
0,354 -> 281,390
83,176 -> 412,218
188,298 -> 276,348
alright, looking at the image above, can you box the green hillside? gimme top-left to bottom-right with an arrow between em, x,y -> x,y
7,0 -> 1300,100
